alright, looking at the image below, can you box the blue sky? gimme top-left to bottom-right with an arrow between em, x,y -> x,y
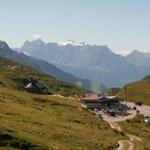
0,0 -> 150,53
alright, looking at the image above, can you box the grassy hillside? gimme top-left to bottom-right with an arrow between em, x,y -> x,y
0,57 -> 86,97
0,87 -> 126,150
120,115 -> 150,150
106,88 -> 120,96
0,56 -> 128,149
118,79 -> 150,105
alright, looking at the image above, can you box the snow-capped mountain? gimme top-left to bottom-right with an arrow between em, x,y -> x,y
19,39 -> 150,88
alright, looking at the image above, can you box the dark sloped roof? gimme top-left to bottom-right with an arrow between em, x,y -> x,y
24,82 -> 44,89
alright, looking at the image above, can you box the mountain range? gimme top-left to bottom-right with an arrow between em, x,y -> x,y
126,49 -> 150,67
19,39 -> 150,88
0,41 -> 105,93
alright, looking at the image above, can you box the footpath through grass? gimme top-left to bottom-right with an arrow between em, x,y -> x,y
120,115 -> 150,150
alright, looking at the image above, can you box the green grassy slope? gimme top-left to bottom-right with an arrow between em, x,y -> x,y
0,57 -> 86,97
118,79 -> 150,105
0,87 -> 126,150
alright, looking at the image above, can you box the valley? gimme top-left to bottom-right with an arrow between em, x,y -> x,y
0,50 -> 149,150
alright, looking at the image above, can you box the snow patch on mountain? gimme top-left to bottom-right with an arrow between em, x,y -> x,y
114,50 -> 132,56
22,51 -> 30,56
58,40 -> 88,46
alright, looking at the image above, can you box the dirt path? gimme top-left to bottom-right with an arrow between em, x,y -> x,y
100,102 -> 150,150
117,140 -> 133,150
102,115 -> 141,150
51,94 -> 79,100
116,134 -> 141,150
109,122 -> 121,131
108,121 -> 134,150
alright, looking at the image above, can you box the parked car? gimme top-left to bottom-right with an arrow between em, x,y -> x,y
106,109 -> 116,116
109,111 -> 116,117
144,116 -> 150,125
135,101 -> 142,106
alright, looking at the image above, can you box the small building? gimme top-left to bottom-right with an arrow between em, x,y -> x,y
81,95 -> 128,116
24,78 -> 48,94
145,116 -> 150,125
81,95 -> 119,109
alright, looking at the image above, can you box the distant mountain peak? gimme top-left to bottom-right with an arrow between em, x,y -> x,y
31,39 -> 46,44
21,39 -> 46,52
58,39 -> 88,46
34,38 -> 45,43
0,41 -> 10,49
131,49 -> 142,54
126,49 -> 147,58
24,39 -> 45,45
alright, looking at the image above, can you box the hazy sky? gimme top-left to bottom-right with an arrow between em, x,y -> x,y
0,0 -> 150,53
